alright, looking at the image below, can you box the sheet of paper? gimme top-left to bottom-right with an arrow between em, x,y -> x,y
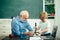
30,37 -> 43,40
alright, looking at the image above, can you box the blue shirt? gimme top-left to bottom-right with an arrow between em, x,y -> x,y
11,16 -> 33,38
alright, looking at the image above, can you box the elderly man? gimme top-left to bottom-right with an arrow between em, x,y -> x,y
11,10 -> 34,40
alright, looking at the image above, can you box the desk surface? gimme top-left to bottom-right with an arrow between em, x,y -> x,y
8,36 -> 54,40
30,36 -> 54,40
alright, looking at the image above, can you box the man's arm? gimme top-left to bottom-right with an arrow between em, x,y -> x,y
25,22 -> 34,36
26,22 -> 33,31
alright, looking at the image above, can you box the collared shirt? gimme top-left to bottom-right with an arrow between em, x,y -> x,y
11,16 -> 33,38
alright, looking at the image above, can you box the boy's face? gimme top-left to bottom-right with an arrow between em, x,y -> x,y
40,16 -> 46,22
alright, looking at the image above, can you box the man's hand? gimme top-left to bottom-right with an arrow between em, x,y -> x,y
27,32 -> 34,36
24,32 -> 34,36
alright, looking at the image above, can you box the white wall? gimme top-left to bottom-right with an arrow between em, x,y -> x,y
0,19 -> 54,35
55,0 -> 60,39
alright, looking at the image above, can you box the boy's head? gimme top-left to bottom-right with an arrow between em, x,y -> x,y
39,12 -> 48,21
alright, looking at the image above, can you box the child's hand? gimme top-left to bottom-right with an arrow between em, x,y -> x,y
36,32 -> 42,36
36,26 -> 40,30
38,31 -> 42,35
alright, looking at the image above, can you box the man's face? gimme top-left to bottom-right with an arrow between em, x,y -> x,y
23,15 -> 28,21
21,14 -> 29,21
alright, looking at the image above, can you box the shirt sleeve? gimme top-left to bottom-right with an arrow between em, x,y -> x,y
47,21 -> 51,28
26,21 -> 33,31
38,21 -> 41,27
11,21 -> 23,36
47,21 -> 52,33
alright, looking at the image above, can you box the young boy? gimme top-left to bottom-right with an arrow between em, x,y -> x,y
36,12 -> 51,36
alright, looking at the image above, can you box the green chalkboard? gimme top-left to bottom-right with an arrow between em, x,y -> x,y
0,0 -> 43,18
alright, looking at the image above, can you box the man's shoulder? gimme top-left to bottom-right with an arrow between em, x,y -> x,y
12,18 -> 19,24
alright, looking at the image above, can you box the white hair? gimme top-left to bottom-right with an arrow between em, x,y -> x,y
20,10 -> 29,16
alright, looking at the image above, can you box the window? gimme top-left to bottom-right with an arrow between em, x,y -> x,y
43,0 -> 55,19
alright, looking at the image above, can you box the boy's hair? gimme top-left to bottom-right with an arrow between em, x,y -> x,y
39,12 -> 48,19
